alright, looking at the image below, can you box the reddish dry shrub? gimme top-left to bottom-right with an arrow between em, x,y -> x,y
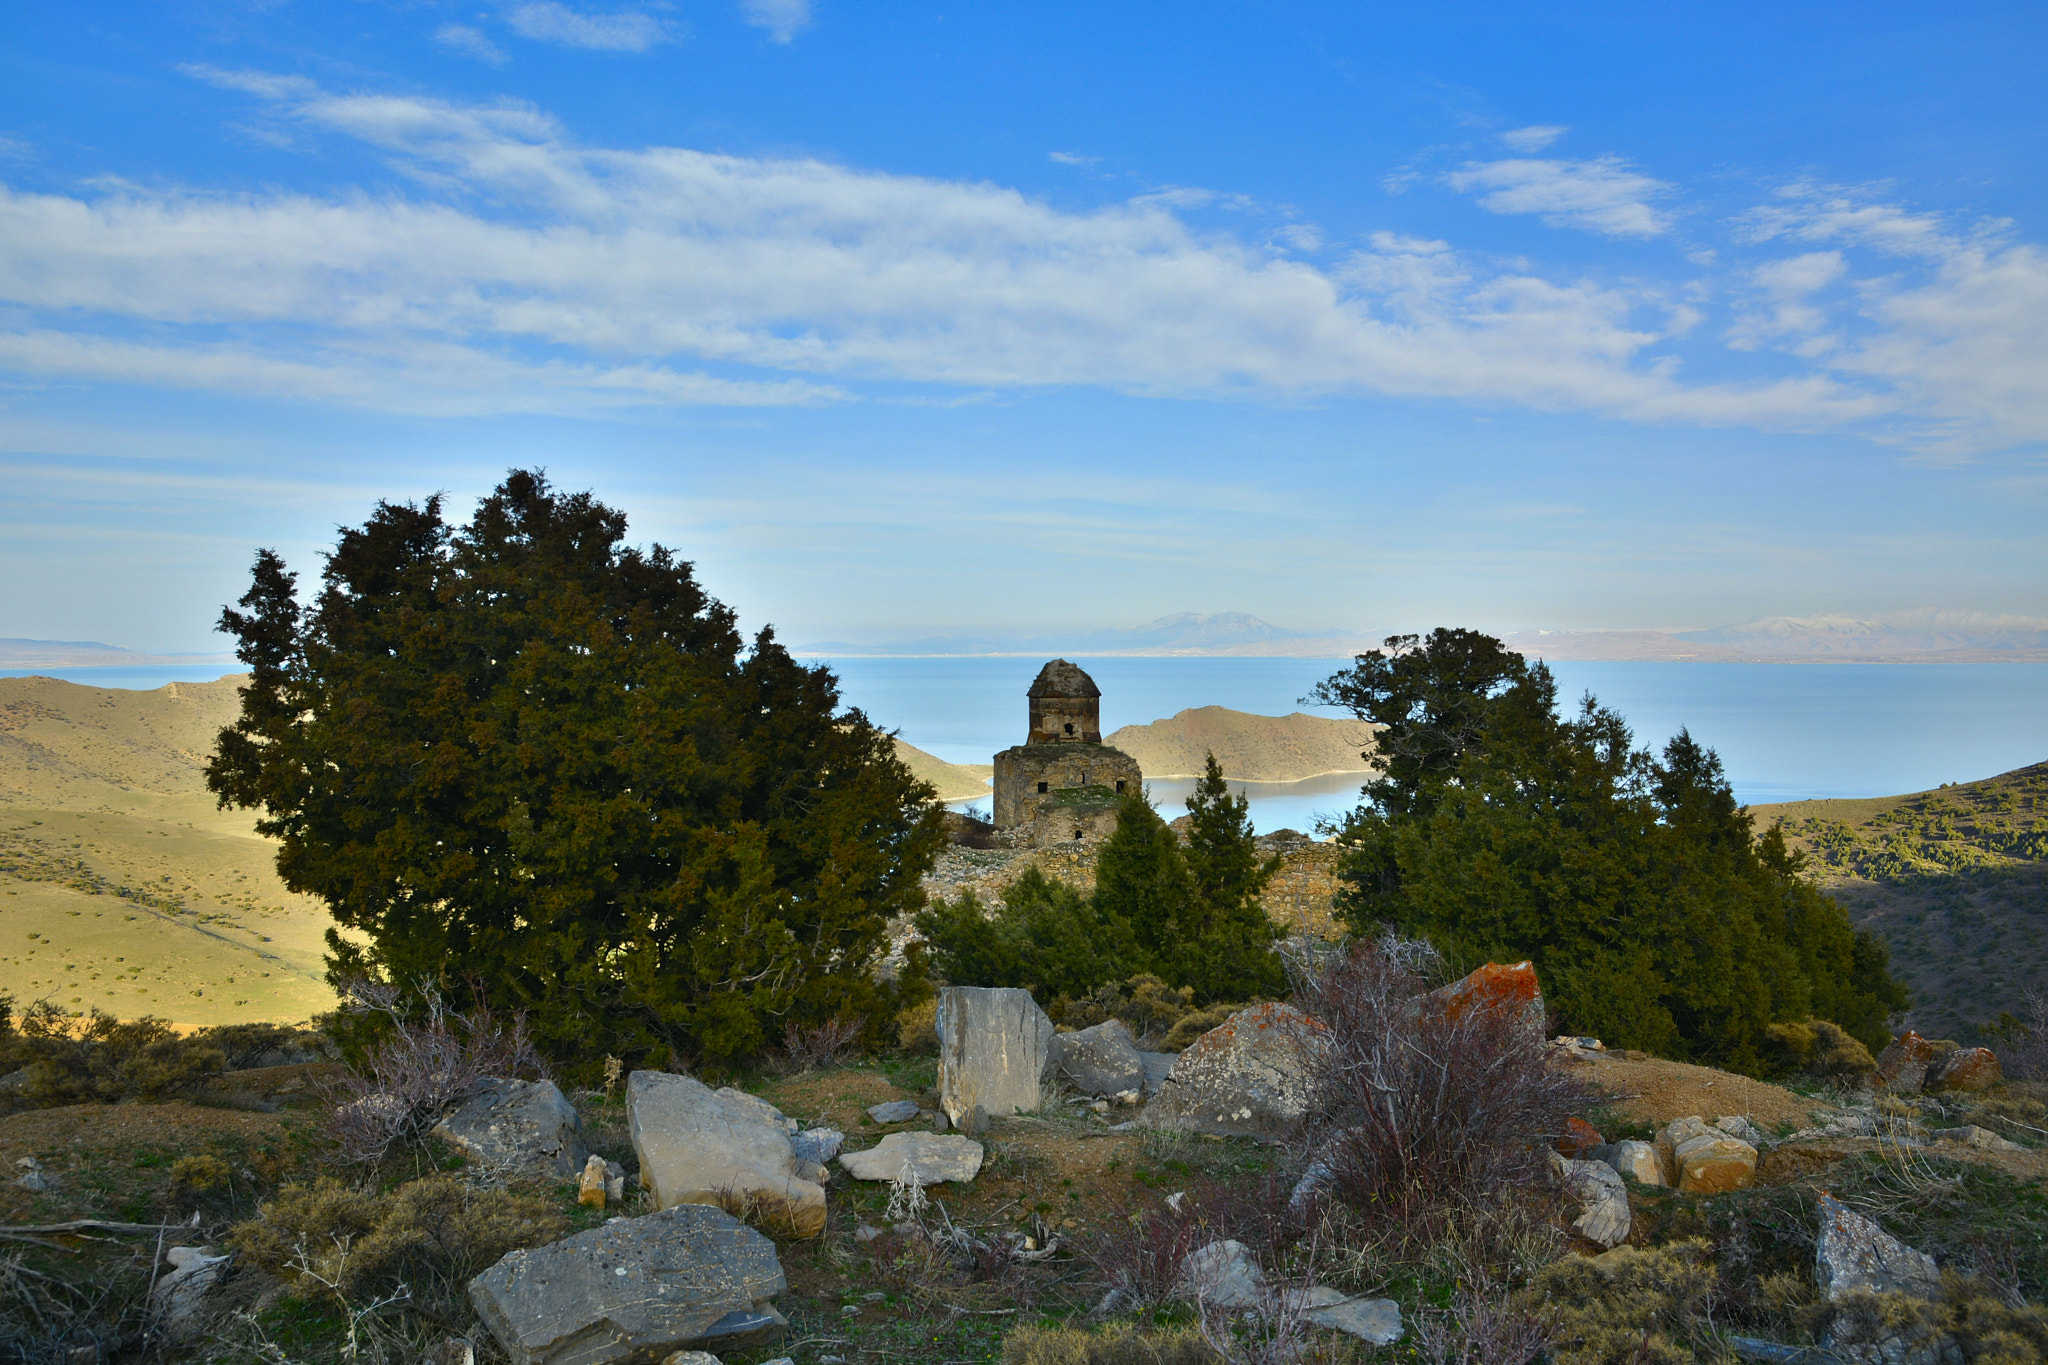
781,1014 -> 863,1071
326,978 -> 548,1165
1295,935 -> 1596,1228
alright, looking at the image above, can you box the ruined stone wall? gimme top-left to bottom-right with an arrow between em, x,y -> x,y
991,743 -> 1142,828
917,834 -> 1346,941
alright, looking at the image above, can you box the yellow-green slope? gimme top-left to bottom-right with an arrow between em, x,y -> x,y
1106,706 -> 1379,782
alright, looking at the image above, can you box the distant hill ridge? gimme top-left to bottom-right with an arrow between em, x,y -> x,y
1106,706 -> 1380,783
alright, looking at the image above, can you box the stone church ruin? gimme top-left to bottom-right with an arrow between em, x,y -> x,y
992,659 -> 1144,847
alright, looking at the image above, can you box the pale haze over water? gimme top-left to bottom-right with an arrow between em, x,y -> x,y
12,659 -> 2044,836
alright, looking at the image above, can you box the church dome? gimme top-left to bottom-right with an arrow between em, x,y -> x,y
1027,658 -> 1101,700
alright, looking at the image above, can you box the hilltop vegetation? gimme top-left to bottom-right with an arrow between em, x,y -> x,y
1105,705 -> 1378,782
0,674 -> 334,1025
1753,762 -> 2048,1039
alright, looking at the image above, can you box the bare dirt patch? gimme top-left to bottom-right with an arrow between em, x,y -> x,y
1573,1051 -> 1837,1132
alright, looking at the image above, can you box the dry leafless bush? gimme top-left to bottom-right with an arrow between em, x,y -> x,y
1294,934 -> 1597,1231
779,1014 -> 864,1072
325,978 -> 548,1166
1993,986 -> 2048,1082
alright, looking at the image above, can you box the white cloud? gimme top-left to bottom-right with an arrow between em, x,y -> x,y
1727,250 -> 1846,349
0,76 -> 2038,450
1048,151 -> 1100,167
1445,157 -> 1672,237
741,0 -> 810,42
1500,125 -> 1566,152
506,2 -> 671,52
434,23 -> 510,64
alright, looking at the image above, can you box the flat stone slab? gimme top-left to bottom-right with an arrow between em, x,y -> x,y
936,986 -> 1054,1126
432,1078 -> 586,1179
838,1132 -> 984,1185
866,1100 -> 921,1124
628,1071 -> 825,1238
468,1203 -> 787,1365
1300,1291 -> 1402,1345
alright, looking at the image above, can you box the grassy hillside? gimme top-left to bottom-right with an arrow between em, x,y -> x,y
1106,705 -> 1380,782
1752,761 -> 2048,1040
891,739 -> 993,803
0,674 -> 337,1026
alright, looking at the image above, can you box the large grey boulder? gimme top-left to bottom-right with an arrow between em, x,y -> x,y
838,1132 -> 984,1185
628,1071 -> 825,1238
936,986 -> 1055,1127
1050,1019 -> 1145,1097
433,1078 -> 586,1179
1551,1151 -> 1631,1248
1138,1002 -> 1328,1140
469,1204 -> 787,1365
1816,1194 -> 1939,1301
1177,1239 -> 1265,1310
1297,1291 -> 1403,1345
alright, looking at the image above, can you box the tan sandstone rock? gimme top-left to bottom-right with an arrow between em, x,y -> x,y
1656,1116 -> 1758,1193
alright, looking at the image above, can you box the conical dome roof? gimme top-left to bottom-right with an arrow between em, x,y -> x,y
1027,658 -> 1100,699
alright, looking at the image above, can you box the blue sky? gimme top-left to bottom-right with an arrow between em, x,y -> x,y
1,1 -> 2043,653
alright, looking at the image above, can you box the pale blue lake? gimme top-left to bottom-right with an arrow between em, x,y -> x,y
13,658 -> 2045,834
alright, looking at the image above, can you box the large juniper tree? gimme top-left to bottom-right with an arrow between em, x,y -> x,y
1311,629 -> 1906,1071
206,471 -> 944,1068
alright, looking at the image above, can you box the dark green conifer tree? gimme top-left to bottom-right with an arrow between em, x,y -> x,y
206,471 -> 944,1069
1312,631 -> 1907,1071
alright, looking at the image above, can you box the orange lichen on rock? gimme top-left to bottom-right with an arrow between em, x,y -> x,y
1557,1116 -> 1604,1158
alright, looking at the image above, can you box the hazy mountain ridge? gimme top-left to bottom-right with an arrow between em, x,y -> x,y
0,637 -> 239,668
802,611 -> 2048,661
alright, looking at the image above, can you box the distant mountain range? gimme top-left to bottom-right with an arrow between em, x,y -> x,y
1506,612 -> 2048,663
800,610 -> 2048,662
0,638 -> 239,668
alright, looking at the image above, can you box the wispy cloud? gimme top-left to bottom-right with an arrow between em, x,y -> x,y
1445,156 -> 1671,237
1500,125 -> 1566,152
741,0 -> 810,43
0,76 -> 2038,450
506,2 -> 672,52
1048,150 -> 1100,167
434,23 -> 510,64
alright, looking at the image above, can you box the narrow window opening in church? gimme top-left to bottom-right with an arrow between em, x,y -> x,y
1074,829 -> 1083,840
1038,781 -> 1049,794
1064,722 -> 1074,734
1116,780 -> 1126,793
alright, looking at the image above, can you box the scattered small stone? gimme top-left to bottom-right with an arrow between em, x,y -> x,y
853,1223 -> 882,1242
1595,1139 -> 1667,1187
659,1354 -> 721,1365
1656,1116 -> 1758,1193
579,1154 -> 610,1208
1176,1239 -> 1264,1310
790,1127 -> 844,1165
1931,1125 -> 2025,1152
1556,1116 -> 1604,1158
1048,1017 -> 1146,1096
866,1100 -> 920,1124
16,1171 -> 53,1193
837,1132 -> 984,1186
151,1245 -> 228,1340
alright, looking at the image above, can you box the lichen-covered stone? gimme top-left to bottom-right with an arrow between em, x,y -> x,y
432,1078 -> 585,1179
936,986 -> 1055,1126
468,1203 -> 787,1365
1049,1018 -> 1145,1097
1421,961 -> 1546,1047
865,1100 -> 921,1124
1138,1001 -> 1329,1140
628,1071 -> 825,1238
1876,1031 -> 1940,1094
1925,1047 -> 2001,1092
1816,1194 -> 1939,1301
1597,1139 -> 1667,1187
1556,1116 -> 1603,1158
